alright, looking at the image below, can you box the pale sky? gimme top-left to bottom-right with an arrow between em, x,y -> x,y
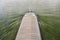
0,0 -> 59,14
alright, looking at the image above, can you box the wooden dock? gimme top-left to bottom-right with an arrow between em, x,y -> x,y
15,12 -> 42,40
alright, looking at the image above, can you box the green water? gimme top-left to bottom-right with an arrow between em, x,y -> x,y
0,14 -> 24,40
0,13 -> 60,40
38,15 -> 60,40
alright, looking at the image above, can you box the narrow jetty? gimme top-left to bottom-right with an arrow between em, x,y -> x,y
15,12 -> 42,40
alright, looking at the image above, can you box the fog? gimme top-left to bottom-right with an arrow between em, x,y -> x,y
0,0 -> 60,15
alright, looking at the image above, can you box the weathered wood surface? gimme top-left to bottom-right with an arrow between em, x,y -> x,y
15,13 -> 42,40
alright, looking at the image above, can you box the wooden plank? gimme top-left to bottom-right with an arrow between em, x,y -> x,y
15,13 -> 42,40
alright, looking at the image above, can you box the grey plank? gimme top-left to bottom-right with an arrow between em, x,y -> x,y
15,13 -> 42,40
